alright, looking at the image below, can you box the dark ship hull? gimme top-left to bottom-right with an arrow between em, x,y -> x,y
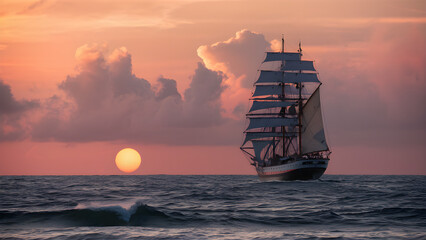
256,159 -> 329,181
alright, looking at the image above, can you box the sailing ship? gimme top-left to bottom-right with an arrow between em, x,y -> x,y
240,37 -> 331,181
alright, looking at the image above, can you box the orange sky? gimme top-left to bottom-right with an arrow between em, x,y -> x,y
0,0 -> 425,175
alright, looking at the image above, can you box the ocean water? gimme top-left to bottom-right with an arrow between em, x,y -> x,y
0,175 -> 425,240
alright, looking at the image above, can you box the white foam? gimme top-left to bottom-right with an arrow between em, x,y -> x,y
74,199 -> 147,222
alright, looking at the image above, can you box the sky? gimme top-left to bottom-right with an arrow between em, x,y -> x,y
0,0 -> 425,175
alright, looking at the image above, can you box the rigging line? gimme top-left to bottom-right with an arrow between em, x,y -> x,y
263,142 -> 273,162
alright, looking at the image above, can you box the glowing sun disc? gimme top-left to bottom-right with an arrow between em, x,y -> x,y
115,148 -> 141,173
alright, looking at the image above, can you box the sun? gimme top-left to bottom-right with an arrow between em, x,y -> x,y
115,148 -> 141,173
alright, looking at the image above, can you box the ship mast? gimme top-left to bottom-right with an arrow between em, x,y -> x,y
298,41 -> 303,155
281,36 -> 286,158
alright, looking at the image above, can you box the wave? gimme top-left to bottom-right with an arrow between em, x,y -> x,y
2,192 -> 426,229
3,204 -> 425,228
346,207 -> 426,220
0,201 -> 181,227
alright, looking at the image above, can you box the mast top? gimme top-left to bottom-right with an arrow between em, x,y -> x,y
281,35 -> 285,53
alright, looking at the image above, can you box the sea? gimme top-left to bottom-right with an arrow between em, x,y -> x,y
0,175 -> 425,239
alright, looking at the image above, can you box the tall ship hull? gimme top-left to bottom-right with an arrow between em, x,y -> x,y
240,37 -> 331,181
257,158 -> 329,181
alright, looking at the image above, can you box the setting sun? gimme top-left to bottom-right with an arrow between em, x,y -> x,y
115,148 -> 141,173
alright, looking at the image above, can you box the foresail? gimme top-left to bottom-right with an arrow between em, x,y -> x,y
249,101 -> 293,112
252,85 -> 305,98
252,85 -> 282,97
243,131 -> 296,145
281,60 -> 315,71
263,52 -> 300,62
301,88 -> 328,154
256,71 -> 319,84
246,117 -> 297,130
252,140 -> 273,161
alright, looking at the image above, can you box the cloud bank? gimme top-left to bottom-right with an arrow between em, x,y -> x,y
1,28 -> 424,149
32,44 -> 241,145
2,30 -> 272,145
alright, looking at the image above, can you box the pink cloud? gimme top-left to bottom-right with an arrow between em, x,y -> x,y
32,44 -> 241,145
197,30 -> 271,119
0,80 -> 39,141
197,29 -> 270,88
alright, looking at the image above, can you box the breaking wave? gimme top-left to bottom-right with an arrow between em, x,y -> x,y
0,201 -> 181,227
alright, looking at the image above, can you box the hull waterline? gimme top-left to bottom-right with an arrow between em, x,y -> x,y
256,159 -> 329,181
258,167 -> 326,181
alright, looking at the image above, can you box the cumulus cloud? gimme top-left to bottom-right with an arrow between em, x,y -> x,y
197,30 -> 271,119
32,44 -> 241,144
197,29 -> 270,88
182,62 -> 226,127
155,77 -> 181,101
0,80 -> 39,141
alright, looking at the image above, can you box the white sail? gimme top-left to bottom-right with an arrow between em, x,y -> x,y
249,101 -> 293,112
252,85 -> 282,97
252,140 -> 273,160
263,52 -> 300,62
246,117 -> 297,130
282,60 -> 315,71
301,88 -> 328,154
256,71 -> 319,84
243,131 -> 296,145
252,85 -> 309,99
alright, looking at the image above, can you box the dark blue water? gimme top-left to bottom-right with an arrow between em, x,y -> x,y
0,175 -> 425,239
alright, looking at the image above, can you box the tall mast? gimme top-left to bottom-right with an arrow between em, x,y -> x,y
298,41 -> 302,155
281,35 -> 286,157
